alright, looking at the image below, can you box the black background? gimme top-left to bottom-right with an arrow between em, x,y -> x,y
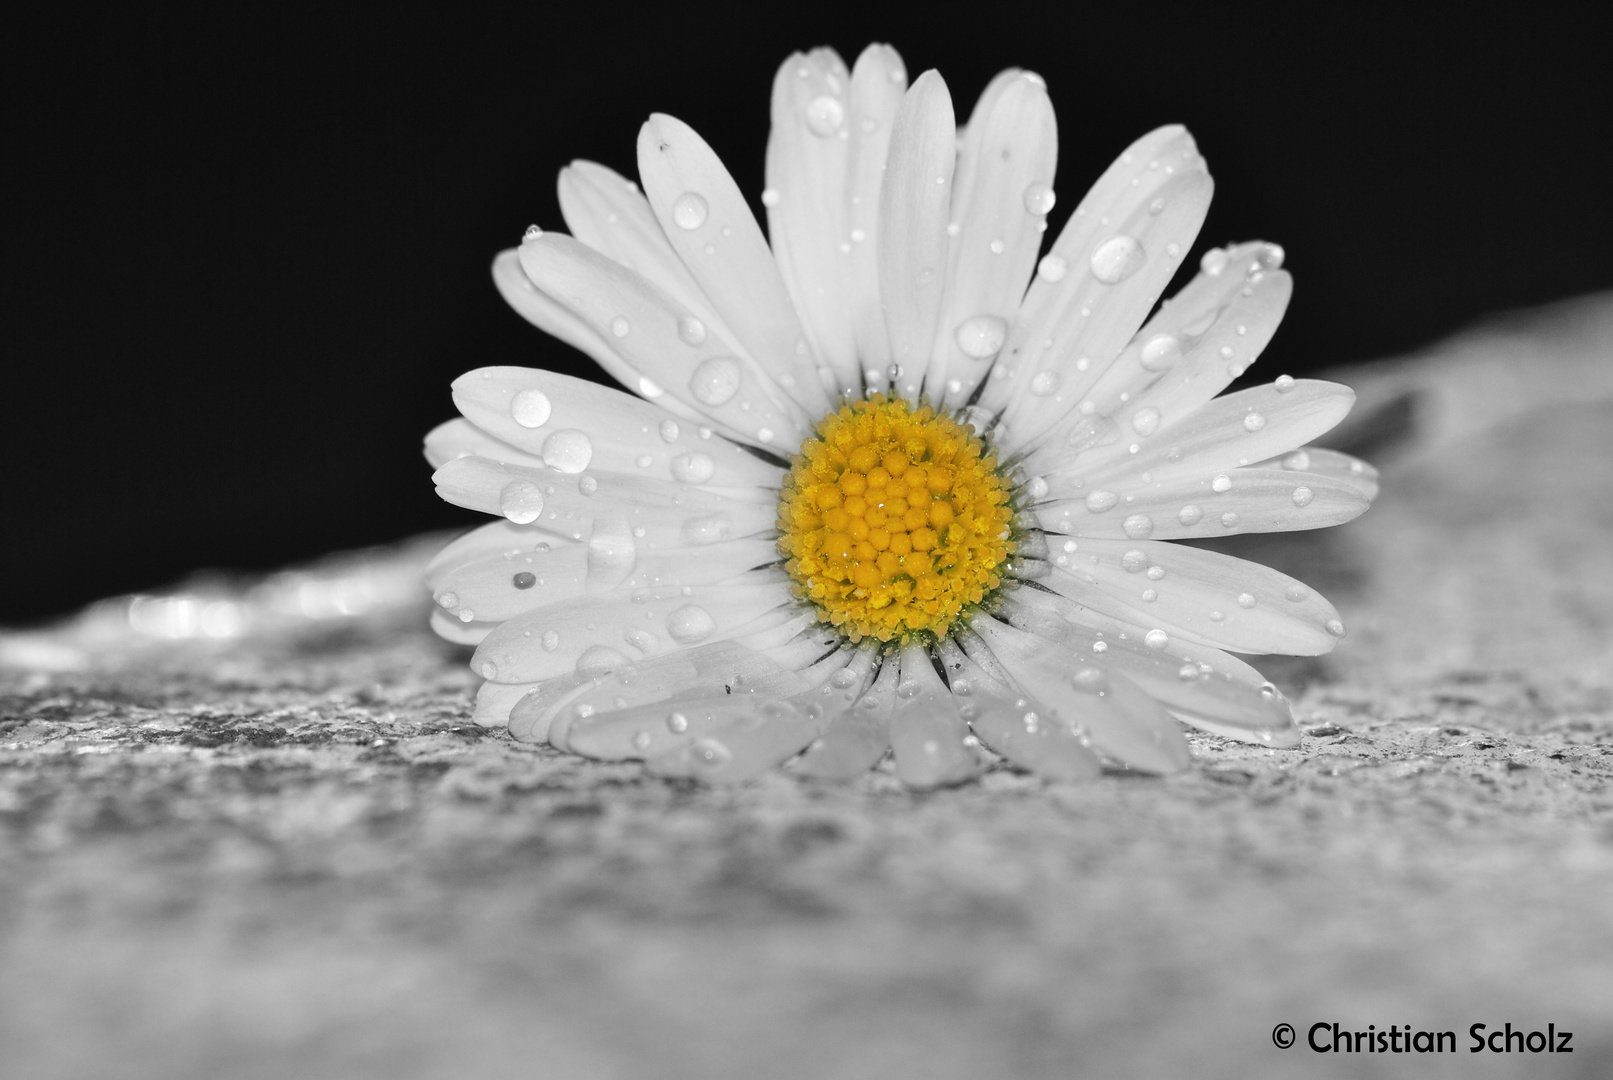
8,8 -> 1611,623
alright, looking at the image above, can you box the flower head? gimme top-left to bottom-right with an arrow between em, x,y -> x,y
426,45 -> 1376,787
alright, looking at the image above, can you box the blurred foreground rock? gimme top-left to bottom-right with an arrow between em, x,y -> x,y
3,297 -> 1612,1079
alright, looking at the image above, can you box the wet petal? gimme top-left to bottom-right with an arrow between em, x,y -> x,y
792,649 -> 895,779
423,418 -> 546,471
939,635 -> 1101,781
839,44 -> 908,375
888,640 -> 985,788
1037,468 -> 1370,540
492,249 -> 648,396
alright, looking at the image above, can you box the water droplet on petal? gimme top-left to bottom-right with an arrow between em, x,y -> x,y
1282,450 -> 1311,471
1090,235 -> 1145,283
1026,475 -> 1049,499
955,315 -> 1008,360
638,377 -> 663,398
1237,592 -> 1257,609
1212,474 -> 1232,493
1085,490 -> 1119,513
1148,198 -> 1166,215
1326,619 -> 1346,637
1274,374 -> 1296,392
1022,181 -> 1056,215
1200,248 -> 1229,276
479,661 -> 499,680
523,225 -> 543,241
1037,254 -> 1069,282
576,645 -> 628,676
657,420 -> 680,444
1257,243 -> 1285,270
1285,584 -> 1309,602
577,474 -> 598,496
1121,549 -> 1147,572
666,711 -> 689,733
1220,511 -> 1240,528
1140,334 -> 1183,371
1243,411 -> 1267,432
1030,370 -> 1060,395
513,572 -> 536,590
543,430 -> 593,473
609,316 -> 630,338
671,452 -> 715,483
760,187 -> 781,208
510,388 -> 552,428
540,629 -> 560,652
805,95 -> 845,136
671,192 -> 709,230
689,357 -> 741,405
676,315 -> 707,345
690,738 -> 732,769
1292,486 -> 1314,507
1072,668 -> 1109,693
1178,504 -> 1203,525
1092,641 -> 1108,654
1130,406 -> 1161,436
1144,629 -> 1169,649
1122,514 -> 1154,539
680,514 -> 733,545
499,480 -> 545,524
1178,663 -> 1200,682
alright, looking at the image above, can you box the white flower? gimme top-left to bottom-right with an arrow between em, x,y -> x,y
425,44 -> 1377,788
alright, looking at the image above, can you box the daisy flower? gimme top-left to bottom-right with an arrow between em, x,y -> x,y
424,44 -> 1377,788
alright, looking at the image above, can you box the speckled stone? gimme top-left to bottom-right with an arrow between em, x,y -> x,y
3,307 -> 1613,1079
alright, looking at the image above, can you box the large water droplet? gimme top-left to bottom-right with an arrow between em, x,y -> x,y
576,645 -> 629,676
671,192 -> 709,230
499,480 -> 545,524
1022,181 -> 1056,215
689,357 -> 741,405
541,629 -> 560,651
955,315 -> 1007,360
1122,514 -> 1154,539
1237,593 -> 1257,609
1292,486 -> 1314,507
1037,254 -> 1068,282
1212,474 -> 1232,493
1089,235 -> 1145,283
577,474 -> 598,496
522,225 -> 543,242
1243,411 -> 1267,432
1200,248 -> 1229,276
658,419 -> 680,443
1025,475 -> 1049,500
1121,549 -> 1147,573
666,711 -> 689,733
1274,374 -> 1296,392
671,452 -> 715,484
680,514 -> 733,545
805,95 -> 845,136
479,661 -> 499,680
1130,406 -> 1161,436
677,315 -> 707,345
1072,668 -> 1109,693
666,604 -> 716,643
437,591 -> 459,610
510,388 -> 552,428
1085,490 -> 1119,513
1139,334 -> 1183,371
1144,629 -> 1169,649
543,430 -> 593,473
1030,370 -> 1060,396
587,517 -> 638,587
760,187 -> 781,208
1178,504 -> 1203,525
1325,619 -> 1346,638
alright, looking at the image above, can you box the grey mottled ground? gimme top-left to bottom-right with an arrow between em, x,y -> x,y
4,299 -> 1612,1079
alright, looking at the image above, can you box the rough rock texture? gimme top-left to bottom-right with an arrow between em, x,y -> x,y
4,301 -> 1613,1079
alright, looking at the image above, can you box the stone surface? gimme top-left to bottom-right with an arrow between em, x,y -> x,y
4,300 -> 1613,1079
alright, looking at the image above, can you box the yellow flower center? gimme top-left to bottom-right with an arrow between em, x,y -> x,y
776,394 -> 1017,643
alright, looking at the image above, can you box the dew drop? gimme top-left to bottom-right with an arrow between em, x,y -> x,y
1274,374 -> 1296,392
689,357 -> 741,405
510,388 -> 552,428
513,572 -> 536,590
1257,242 -> 1285,270
1072,668 -> 1109,693
1212,474 -> 1232,493
541,629 -> 560,652
1148,197 -> 1166,215
690,738 -> 732,769
1209,610 -> 1225,622
1292,486 -> 1314,507
1122,514 -> 1154,539
609,316 -> 629,338
1282,450 -> 1311,471
1243,411 -> 1267,432
671,452 -> 715,484
577,474 -> 598,496
1092,641 -> 1109,654
805,95 -> 845,136
658,419 -> 680,443
1121,549 -> 1147,572
1037,254 -> 1069,282
638,377 -> 663,398
1030,370 -> 1060,396
499,480 -> 545,524
1220,511 -> 1240,528
666,711 -> 689,734
1237,592 -> 1256,609
631,731 -> 652,751
522,224 -> 543,241
1019,181 -> 1057,216
543,430 -> 593,473
459,609 -> 475,622
479,661 -> 499,680
1285,584 -> 1309,602
1177,663 -> 1200,682
671,192 -> 709,230
437,591 -> 458,610
760,187 -> 781,208
635,454 -> 653,468
676,316 -> 707,346
1200,248 -> 1228,276
757,427 -> 775,443
1090,235 -> 1145,283
1144,629 -> 1169,650
680,514 -> 733,545
1085,490 -> 1119,513
955,315 -> 1008,360
576,645 -> 628,676
1326,619 -> 1346,638
1178,504 -> 1203,525
1130,406 -> 1161,436
1140,334 -> 1183,371
1025,475 -> 1049,500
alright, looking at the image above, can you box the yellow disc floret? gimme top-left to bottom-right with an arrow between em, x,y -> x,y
776,394 -> 1017,643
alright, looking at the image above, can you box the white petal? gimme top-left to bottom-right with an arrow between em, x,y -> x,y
1049,379 -> 1359,492
839,44 -> 909,376
430,535 -> 777,625
453,366 -> 783,489
930,70 -> 1058,409
429,608 -> 493,645
997,587 -> 1299,746
491,249 -> 648,396
972,616 -> 1191,772
636,114 -> 833,417
1253,445 -> 1380,502
423,418 -> 547,470
472,679 -> 536,729
516,233 -> 807,448
1037,468 -> 1370,540
1041,538 -> 1344,655
888,640 -> 985,788
764,48 -> 861,395
471,577 -> 791,684
938,635 -> 1101,781
426,519 -> 564,588
551,639 -> 818,756
876,70 -> 956,402
792,648 -> 895,778
984,127 -> 1211,441
1018,247 -> 1292,472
